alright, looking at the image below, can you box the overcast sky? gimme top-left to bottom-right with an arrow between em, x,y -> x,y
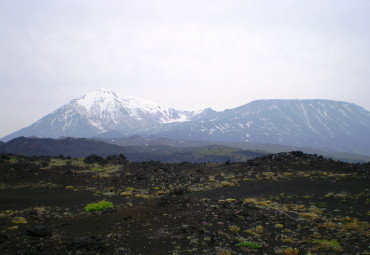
1,0 -> 370,137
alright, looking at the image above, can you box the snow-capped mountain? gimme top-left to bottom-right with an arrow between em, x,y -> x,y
1,89 -> 202,141
2,90 -> 370,156
139,100 -> 370,155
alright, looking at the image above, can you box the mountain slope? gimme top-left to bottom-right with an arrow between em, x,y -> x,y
140,100 -> 370,155
2,89 -> 202,141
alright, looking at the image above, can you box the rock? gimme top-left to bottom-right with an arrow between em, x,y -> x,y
0,232 -> 8,242
291,151 -> 304,157
15,250 -> 30,255
68,235 -> 106,252
102,206 -> 116,214
152,227 -> 170,239
174,185 -> 188,195
34,207 -> 46,216
27,225 -> 52,237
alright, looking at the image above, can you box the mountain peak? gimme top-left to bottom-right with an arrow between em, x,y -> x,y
76,88 -> 170,112
84,88 -> 120,100
0,89 -> 205,142
75,89 -> 120,110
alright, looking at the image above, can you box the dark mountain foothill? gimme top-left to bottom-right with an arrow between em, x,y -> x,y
0,141 -> 4,153
1,136 -> 129,158
3,135 -> 370,163
0,152 -> 369,254
0,136 -> 269,163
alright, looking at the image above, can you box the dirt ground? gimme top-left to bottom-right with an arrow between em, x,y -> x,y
0,152 -> 369,254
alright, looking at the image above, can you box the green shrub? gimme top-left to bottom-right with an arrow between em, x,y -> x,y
236,241 -> 261,249
9,157 -> 18,163
84,200 -> 113,212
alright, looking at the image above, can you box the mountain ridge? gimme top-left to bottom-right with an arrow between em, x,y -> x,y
139,99 -> 370,155
2,89 -> 370,156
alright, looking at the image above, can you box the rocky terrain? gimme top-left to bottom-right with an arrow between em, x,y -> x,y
0,152 -> 369,254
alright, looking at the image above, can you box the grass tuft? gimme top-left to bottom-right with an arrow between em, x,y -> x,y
236,241 -> 261,249
84,200 -> 113,212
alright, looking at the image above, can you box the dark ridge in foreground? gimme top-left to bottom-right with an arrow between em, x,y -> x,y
0,152 -> 369,254
0,136 -> 127,158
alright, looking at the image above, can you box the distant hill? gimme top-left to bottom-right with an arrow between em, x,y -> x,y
0,141 -> 4,153
121,144 -> 267,163
1,137 -> 267,163
99,135 -> 370,163
100,135 -> 212,148
1,137 -> 128,158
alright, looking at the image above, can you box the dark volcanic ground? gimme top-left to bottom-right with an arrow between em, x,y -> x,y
0,152 -> 369,254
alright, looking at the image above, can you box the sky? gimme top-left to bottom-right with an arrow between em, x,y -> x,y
1,0 -> 370,138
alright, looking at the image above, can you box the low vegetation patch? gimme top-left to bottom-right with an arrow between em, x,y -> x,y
84,200 -> 113,212
236,241 -> 261,249
312,239 -> 342,252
